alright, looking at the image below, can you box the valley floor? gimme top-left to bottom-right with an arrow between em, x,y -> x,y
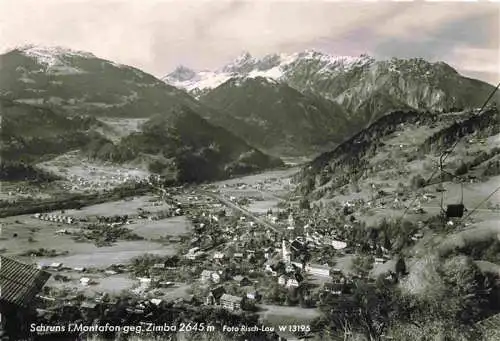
1,161 -> 499,339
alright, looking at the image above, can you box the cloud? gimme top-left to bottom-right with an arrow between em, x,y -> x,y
0,0 -> 497,83
373,2 -> 495,39
446,46 -> 500,84
372,9 -> 499,84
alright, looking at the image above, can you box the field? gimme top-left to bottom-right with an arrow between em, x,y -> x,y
97,117 -> 148,142
62,195 -> 170,217
0,214 -> 177,268
127,216 -> 191,238
48,273 -> 136,296
247,200 -> 281,214
215,167 -> 298,215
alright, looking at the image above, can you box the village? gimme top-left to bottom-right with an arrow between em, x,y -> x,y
0,168 -> 378,340
2,160 -> 499,340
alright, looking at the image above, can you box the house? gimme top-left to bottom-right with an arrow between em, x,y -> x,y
80,301 -> 98,310
206,286 -> 226,305
265,264 -> 278,276
323,283 -> 343,295
201,270 -> 214,282
278,275 -> 287,286
150,298 -> 163,306
239,277 -> 252,287
331,240 -> 348,250
233,275 -> 244,282
220,294 -> 242,311
0,256 -> 51,339
286,278 -> 299,288
246,287 -> 260,301
138,277 -> 153,288
80,277 -> 91,286
285,263 -> 296,273
186,251 -> 205,260
233,253 -> 244,259
211,272 -> 221,284
246,250 -> 256,260
305,264 -> 330,277
213,252 -> 225,260
49,262 -> 63,270
201,270 -> 220,283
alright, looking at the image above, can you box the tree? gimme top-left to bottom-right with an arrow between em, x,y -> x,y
148,159 -> 168,174
350,180 -> 361,193
299,198 -> 311,210
411,174 -> 426,189
455,162 -> 469,176
395,256 -> 407,277
352,255 -> 374,277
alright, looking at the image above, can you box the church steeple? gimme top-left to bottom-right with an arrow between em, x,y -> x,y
282,239 -> 291,263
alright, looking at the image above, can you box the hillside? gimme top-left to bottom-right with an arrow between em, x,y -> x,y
199,77 -> 353,156
84,105 -> 283,183
0,99 -> 110,182
286,106 -> 500,339
0,45 -> 200,118
294,106 -> 500,202
0,98 -> 107,163
0,46 -> 284,185
165,50 -> 499,127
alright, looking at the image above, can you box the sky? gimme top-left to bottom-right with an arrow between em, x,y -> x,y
0,0 -> 498,85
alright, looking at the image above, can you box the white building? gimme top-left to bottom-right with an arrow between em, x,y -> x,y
282,240 -> 291,263
138,277 -> 152,288
305,264 -> 330,277
80,277 -> 91,286
331,240 -> 348,250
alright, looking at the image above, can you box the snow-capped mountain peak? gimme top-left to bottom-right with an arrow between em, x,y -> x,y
167,65 -> 197,82
233,51 -> 253,64
13,44 -> 96,67
221,51 -> 256,73
162,50 -> 374,96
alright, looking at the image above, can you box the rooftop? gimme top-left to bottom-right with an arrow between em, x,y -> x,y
220,294 -> 243,303
0,256 -> 51,307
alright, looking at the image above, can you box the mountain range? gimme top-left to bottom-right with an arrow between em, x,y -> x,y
165,50 -> 498,139
2,45 -> 499,183
0,46 -> 282,183
0,45 -> 201,118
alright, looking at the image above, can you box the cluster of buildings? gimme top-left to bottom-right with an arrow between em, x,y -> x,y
55,164 -> 149,192
32,212 -> 75,224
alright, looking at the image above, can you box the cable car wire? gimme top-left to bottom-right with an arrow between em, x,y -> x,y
399,80 -> 500,221
462,185 -> 500,221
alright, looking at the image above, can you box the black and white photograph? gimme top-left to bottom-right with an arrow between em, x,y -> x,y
0,0 -> 499,340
